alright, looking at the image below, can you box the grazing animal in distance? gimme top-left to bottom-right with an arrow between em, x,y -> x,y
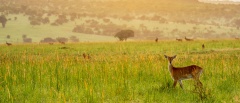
49,42 -> 54,45
202,44 -> 205,49
6,41 -> 12,46
59,41 -> 65,44
185,37 -> 194,41
164,55 -> 203,89
235,37 -> 239,40
155,37 -> 158,42
176,38 -> 182,41
83,53 -> 91,59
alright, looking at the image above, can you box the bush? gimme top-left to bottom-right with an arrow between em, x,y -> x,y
0,15 -> 7,28
30,20 -> 41,26
6,35 -> 10,39
69,36 -> 79,42
22,34 -> 27,39
40,37 -> 56,43
56,37 -> 68,43
72,25 -> 85,33
115,30 -> 134,41
23,38 -> 32,43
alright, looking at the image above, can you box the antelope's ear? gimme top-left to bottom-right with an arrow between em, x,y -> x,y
173,55 -> 177,58
164,55 -> 168,58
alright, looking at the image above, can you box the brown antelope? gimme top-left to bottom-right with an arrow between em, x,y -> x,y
155,38 -> 158,42
176,38 -> 182,41
185,37 -> 194,41
202,44 -> 205,49
6,41 -> 12,46
83,53 -> 91,59
235,37 -> 239,40
59,41 -> 65,44
164,55 -> 203,89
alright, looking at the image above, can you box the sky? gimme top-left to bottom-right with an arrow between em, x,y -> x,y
200,0 -> 240,3
231,0 -> 240,2
208,0 -> 240,1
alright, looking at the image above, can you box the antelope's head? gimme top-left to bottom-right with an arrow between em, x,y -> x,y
164,55 -> 176,64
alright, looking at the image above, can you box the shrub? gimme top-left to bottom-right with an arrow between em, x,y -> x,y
115,30 -> 134,41
40,37 -> 56,43
23,38 -> 32,43
56,37 -> 68,43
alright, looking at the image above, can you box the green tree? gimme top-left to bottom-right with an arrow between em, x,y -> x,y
0,15 -> 7,28
115,30 -> 134,41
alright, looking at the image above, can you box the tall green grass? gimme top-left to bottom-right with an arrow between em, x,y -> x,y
0,40 -> 240,102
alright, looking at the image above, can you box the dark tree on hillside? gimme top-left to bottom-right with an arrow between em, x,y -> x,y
0,15 -> 7,28
23,38 -> 32,43
22,34 -> 27,39
40,37 -> 56,43
56,37 -> 68,43
234,19 -> 240,28
30,20 -> 41,27
6,35 -> 10,39
69,36 -> 79,42
72,25 -> 85,33
115,30 -> 134,41
42,17 -> 50,24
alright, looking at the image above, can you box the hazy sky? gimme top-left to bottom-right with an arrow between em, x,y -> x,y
202,0 -> 240,1
199,0 -> 240,3
215,0 -> 239,1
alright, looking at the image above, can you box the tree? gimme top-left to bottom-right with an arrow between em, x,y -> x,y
42,17 -> 50,24
0,15 -> 7,28
23,38 -> 32,43
115,30 -> 134,41
56,37 -> 68,43
40,37 -> 56,43
69,36 -> 79,42
30,20 -> 41,27
6,35 -> 10,39
22,34 -> 27,39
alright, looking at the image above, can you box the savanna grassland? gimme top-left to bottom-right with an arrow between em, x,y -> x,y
0,40 -> 240,102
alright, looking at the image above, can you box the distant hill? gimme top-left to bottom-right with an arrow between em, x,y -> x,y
0,0 -> 240,43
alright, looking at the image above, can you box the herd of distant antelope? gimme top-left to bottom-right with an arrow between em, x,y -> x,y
176,37 -> 194,41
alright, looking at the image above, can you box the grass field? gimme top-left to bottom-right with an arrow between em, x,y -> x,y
0,14 -> 117,43
0,40 -> 240,102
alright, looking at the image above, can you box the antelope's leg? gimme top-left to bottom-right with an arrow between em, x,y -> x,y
173,80 -> 177,88
178,80 -> 184,89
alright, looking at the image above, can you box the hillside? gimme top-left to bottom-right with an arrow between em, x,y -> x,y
0,0 -> 240,43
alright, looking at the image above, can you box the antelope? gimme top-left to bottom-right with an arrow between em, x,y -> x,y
202,44 -> 205,49
83,53 -> 90,59
185,37 -> 194,41
59,41 -> 65,44
6,41 -> 12,46
49,42 -> 54,45
155,38 -> 158,42
176,38 -> 182,41
235,37 -> 239,40
164,55 -> 203,89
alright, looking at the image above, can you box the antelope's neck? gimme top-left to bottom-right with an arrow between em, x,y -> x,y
168,63 -> 174,73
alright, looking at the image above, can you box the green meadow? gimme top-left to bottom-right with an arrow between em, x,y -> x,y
0,14 -> 117,43
0,40 -> 240,102
1,14 -> 239,44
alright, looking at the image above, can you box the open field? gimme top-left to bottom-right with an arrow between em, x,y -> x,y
0,14 -> 118,43
1,13 -> 240,44
0,40 -> 240,102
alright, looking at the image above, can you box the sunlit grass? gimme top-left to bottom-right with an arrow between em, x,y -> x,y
0,40 -> 240,102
